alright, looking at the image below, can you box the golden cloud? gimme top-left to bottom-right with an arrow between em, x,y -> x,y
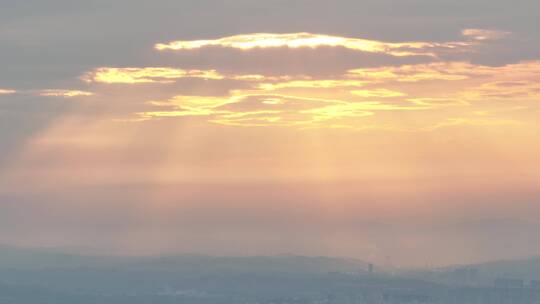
155,32 -> 480,57
71,23 -> 537,133
39,89 -> 94,98
141,94 -> 338,117
136,90 -> 436,128
81,68 -> 303,85
123,60 -> 540,129
83,67 -> 224,84
0,89 -> 17,95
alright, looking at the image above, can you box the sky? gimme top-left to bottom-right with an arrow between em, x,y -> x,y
1,0 -> 540,267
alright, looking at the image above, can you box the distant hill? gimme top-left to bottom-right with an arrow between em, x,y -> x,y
404,255 -> 540,285
136,254 -> 370,274
0,245 -> 370,295
0,244 -> 368,274
0,244 -> 125,269
471,256 -> 540,281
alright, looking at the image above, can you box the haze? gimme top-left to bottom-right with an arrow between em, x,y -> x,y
1,0 -> 540,268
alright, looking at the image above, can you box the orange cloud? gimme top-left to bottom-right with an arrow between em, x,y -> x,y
427,117 -> 523,131
461,81 -> 540,101
257,79 -> 367,90
348,62 -> 477,82
351,89 -> 406,98
462,29 -> 510,41
348,61 -> 540,84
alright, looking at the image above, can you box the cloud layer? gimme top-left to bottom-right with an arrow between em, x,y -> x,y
154,32 -> 482,57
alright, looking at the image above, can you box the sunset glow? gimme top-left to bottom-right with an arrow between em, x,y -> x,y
1,1 -> 540,269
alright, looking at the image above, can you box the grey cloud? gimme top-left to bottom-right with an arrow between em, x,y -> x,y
2,0 -> 539,89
